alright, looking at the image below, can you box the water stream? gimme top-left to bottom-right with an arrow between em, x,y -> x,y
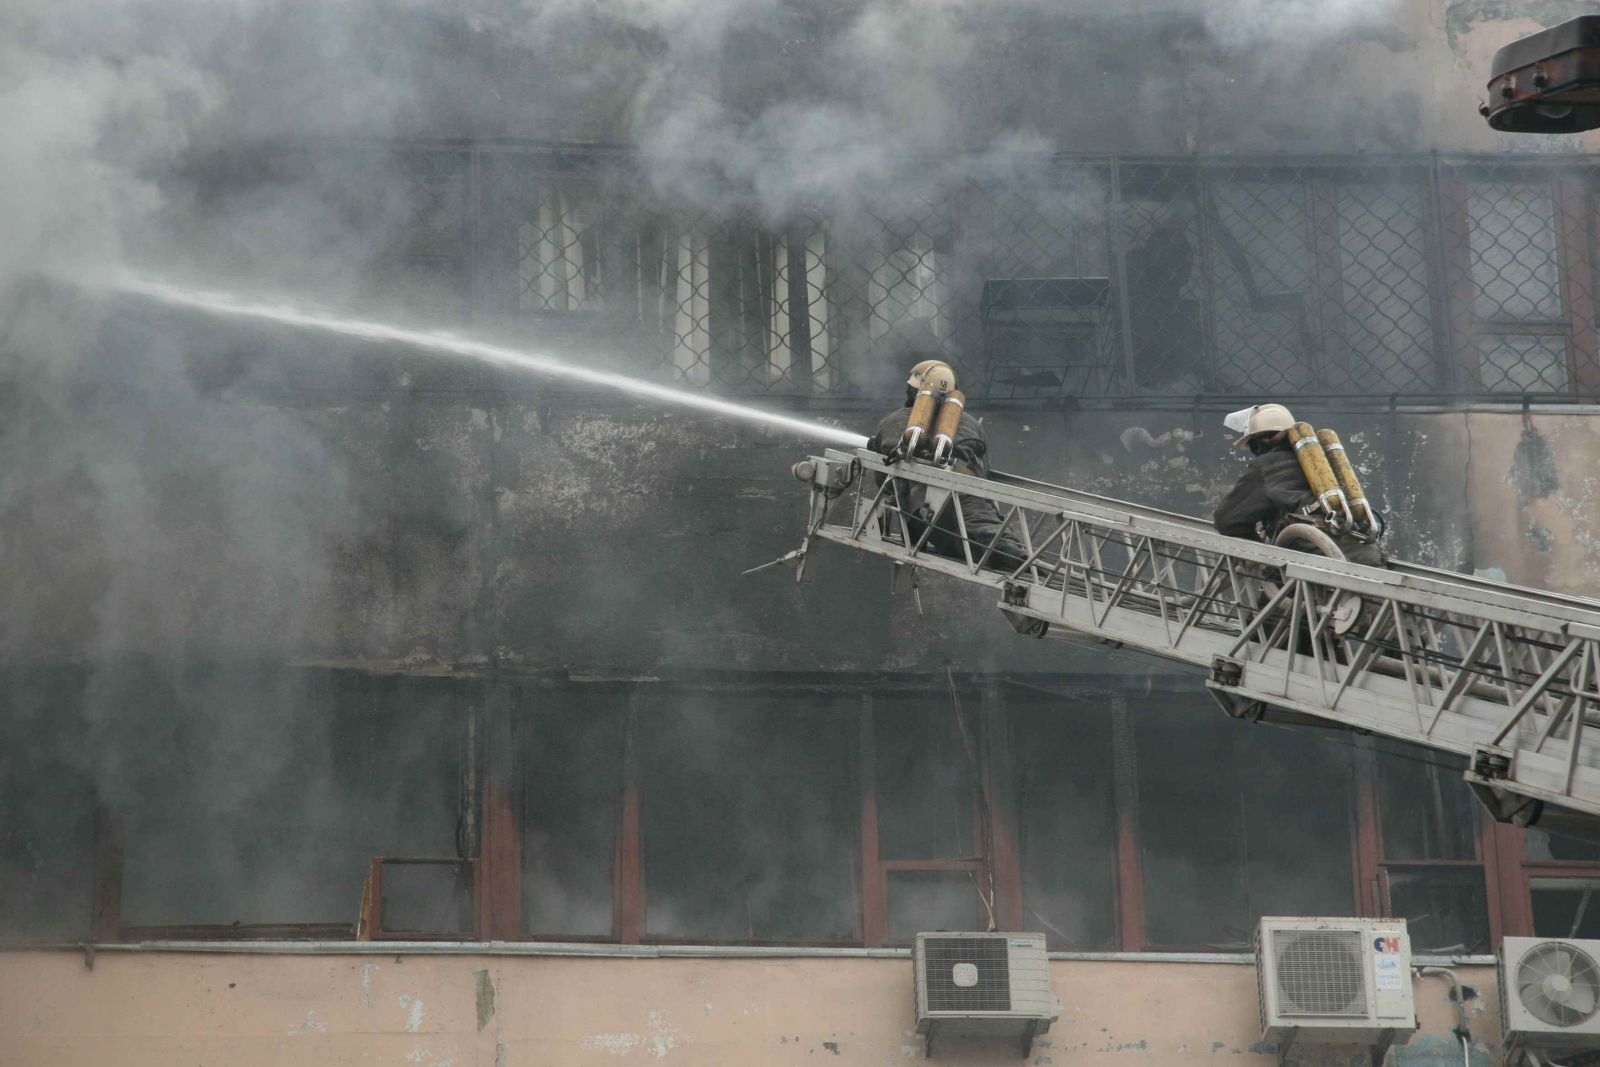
109,276 -> 871,448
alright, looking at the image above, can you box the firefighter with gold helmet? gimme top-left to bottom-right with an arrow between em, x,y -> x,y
1213,403 -> 1385,567
866,360 -> 1027,570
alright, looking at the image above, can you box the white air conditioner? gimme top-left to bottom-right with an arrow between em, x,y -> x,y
1256,918 -> 1417,1050
913,932 -> 1059,1058
1502,937 -> 1600,1060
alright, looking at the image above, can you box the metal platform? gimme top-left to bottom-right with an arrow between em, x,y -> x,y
790,448 -> 1600,828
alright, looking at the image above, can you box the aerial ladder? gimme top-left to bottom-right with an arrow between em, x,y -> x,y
787,446 -> 1600,832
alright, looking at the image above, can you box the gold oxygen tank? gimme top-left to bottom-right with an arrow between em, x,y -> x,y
899,388 -> 940,457
1316,428 -> 1377,533
930,390 -> 966,467
1287,422 -> 1352,525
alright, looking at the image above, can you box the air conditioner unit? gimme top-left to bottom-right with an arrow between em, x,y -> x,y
1501,937 -> 1600,1060
913,932 -> 1059,1058
1256,918 -> 1416,1052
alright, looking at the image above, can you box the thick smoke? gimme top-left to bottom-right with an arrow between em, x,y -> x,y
0,0 -> 1425,940
1,0 -> 1412,294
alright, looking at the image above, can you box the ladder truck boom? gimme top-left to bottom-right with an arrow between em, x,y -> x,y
790,447 -> 1600,832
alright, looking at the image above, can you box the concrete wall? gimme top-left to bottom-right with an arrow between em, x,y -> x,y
0,950 -> 1502,1066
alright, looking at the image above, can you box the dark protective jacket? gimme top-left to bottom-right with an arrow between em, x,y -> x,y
868,404 -> 1025,568
1213,439 -> 1386,566
1212,441 -> 1315,541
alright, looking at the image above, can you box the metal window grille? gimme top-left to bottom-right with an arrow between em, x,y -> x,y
381,147 -> 1600,403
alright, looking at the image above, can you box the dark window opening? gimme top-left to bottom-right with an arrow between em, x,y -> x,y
888,870 -> 981,943
640,692 -> 858,942
1137,697 -> 1355,950
1011,692 -> 1116,949
1375,741 -> 1479,862
1385,868 -> 1490,954
0,667 -> 95,941
1531,879 -> 1600,940
118,668 -> 463,935
519,693 -> 626,939
374,859 -> 474,938
873,695 -> 979,862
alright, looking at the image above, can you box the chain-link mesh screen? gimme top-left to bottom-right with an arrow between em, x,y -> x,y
385,147 -> 1600,403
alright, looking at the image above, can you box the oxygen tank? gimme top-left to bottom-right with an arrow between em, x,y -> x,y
930,390 -> 966,467
898,388 -> 940,457
1316,428 -> 1377,533
1287,422 -> 1352,527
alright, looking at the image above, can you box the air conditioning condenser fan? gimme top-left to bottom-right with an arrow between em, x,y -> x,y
1518,941 -> 1600,1028
1275,930 -> 1368,1016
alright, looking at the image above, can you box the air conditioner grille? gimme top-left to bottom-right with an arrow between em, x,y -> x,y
1516,941 -> 1600,1028
1271,928 -> 1368,1017
923,937 -> 1011,1012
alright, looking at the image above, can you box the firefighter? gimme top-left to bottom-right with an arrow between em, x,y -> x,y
867,360 -> 1029,571
1213,403 -> 1385,567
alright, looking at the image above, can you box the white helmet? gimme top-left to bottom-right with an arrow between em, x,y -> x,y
907,359 -> 956,393
1224,403 -> 1295,449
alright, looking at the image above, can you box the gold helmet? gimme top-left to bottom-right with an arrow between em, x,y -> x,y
907,359 -> 956,393
1225,403 -> 1295,449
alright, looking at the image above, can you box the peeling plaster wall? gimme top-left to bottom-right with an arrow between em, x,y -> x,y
0,952 -> 1502,1067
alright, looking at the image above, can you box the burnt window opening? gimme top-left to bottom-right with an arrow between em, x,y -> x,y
1135,695 -> 1356,951
887,869 -> 981,943
873,694 -> 980,863
116,668 -> 464,937
1531,879 -> 1600,939
639,692 -> 859,943
518,692 -> 627,939
1375,740 -> 1479,862
1011,691 -> 1117,950
1372,740 -> 1491,955
0,667 -> 95,941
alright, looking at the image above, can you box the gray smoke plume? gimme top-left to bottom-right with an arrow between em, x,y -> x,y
0,0 -> 1425,940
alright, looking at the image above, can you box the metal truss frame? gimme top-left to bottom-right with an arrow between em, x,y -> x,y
793,448 -> 1600,826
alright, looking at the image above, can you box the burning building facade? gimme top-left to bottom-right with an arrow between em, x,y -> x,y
7,1 -> 1600,1064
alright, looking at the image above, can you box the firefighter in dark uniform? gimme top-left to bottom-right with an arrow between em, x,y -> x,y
868,360 -> 1028,571
1213,403 -> 1385,567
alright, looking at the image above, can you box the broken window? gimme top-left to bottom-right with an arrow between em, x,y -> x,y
871,691 -> 989,941
118,668 -> 464,936
1372,741 -> 1490,954
887,870 -> 980,942
1530,878 -> 1600,939
639,691 -> 858,942
519,690 -> 627,939
1010,690 -> 1117,949
0,667 -> 95,940
1136,695 -> 1356,950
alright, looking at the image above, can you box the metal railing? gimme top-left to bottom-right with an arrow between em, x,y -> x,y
375,145 -> 1600,405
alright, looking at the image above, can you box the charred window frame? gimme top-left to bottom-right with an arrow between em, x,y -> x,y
1354,738 -> 1496,955
89,668 -> 473,943
62,670 -> 1582,949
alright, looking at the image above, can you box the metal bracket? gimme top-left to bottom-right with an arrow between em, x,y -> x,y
1210,655 -> 1245,688
1000,584 -> 1048,638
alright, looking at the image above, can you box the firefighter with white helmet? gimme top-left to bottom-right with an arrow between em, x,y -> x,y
867,360 -> 1027,570
1213,403 -> 1385,567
